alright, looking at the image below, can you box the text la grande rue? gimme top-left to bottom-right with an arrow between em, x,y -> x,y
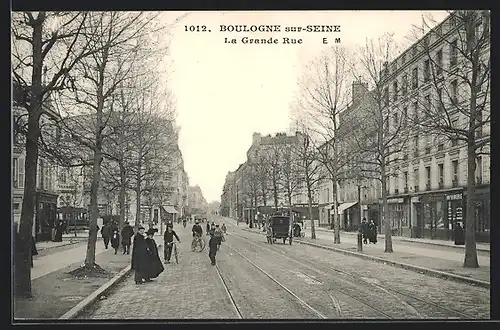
225,37 -> 303,44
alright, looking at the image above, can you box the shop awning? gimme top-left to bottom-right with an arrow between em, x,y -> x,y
163,205 -> 178,214
324,204 -> 334,209
337,201 -> 358,214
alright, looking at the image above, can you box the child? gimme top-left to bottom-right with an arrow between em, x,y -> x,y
266,225 -> 273,244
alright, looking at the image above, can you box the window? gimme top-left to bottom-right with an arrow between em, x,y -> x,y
452,160 -> 459,186
393,81 -> 398,101
451,80 -> 458,104
13,158 -> 19,188
425,166 -> 431,189
413,102 -> 419,123
424,59 -> 431,82
414,136 -> 419,155
475,109 -> 483,138
425,95 -> 431,110
438,163 -> 444,188
413,168 -> 419,190
402,53 -> 406,65
403,106 -> 408,126
450,39 -> 458,66
60,169 -> 67,184
436,49 -> 443,75
451,118 -> 459,146
393,112 -> 398,126
437,88 -> 443,110
476,156 -> 483,184
402,74 -> 408,96
412,67 -> 419,89
404,171 -> 408,190
383,87 -> 389,107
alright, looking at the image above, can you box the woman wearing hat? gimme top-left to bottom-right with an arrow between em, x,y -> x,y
144,228 -> 164,279
131,226 -> 149,284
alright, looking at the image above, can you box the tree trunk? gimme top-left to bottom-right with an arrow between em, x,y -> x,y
332,180 -> 340,243
84,137 -> 102,266
307,186 -> 316,239
118,163 -> 126,247
15,13 -> 45,298
135,170 -> 141,230
273,181 -> 279,210
381,170 -> 393,253
464,140 -> 479,267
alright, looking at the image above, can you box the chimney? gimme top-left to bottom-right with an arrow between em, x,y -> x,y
252,132 -> 262,144
352,78 -> 368,105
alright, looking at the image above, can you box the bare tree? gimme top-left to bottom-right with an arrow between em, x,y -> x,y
254,151 -> 270,209
297,46 -> 352,243
411,11 -> 490,267
280,140 -> 302,222
264,142 -> 283,210
54,12 -> 162,274
242,160 -> 260,228
348,33 -> 407,253
11,11 -> 105,297
294,126 -> 324,239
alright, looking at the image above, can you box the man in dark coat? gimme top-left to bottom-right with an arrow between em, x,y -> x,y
54,220 -> 64,242
361,218 -> 369,244
208,234 -> 219,266
145,229 -> 164,279
121,222 -> 134,255
101,223 -> 112,249
368,219 -> 378,244
163,224 -> 180,264
131,226 -> 149,284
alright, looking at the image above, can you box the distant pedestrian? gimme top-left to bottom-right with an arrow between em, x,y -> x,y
213,224 -> 225,250
163,224 -> 180,264
368,219 -> 377,244
110,228 -> 120,254
266,224 -> 273,244
206,222 -> 210,235
54,220 -> 64,242
454,222 -> 465,245
208,234 -> 219,266
144,228 -> 164,280
101,223 -> 112,249
221,223 -> 227,234
121,222 -> 134,255
131,226 -> 149,284
361,218 -> 369,244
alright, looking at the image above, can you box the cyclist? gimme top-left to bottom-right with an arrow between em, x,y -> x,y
213,224 -> 225,250
163,224 -> 180,264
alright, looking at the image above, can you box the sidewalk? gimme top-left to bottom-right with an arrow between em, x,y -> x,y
240,222 -> 490,286
314,227 -> 490,252
15,237 -> 131,320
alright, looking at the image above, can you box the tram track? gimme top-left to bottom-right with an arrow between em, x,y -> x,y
214,241 -> 328,319
230,230 -> 479,319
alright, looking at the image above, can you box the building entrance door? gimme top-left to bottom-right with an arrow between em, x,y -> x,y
414,203 -> 424,238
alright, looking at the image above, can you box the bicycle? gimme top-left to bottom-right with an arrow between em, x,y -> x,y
165,241 -> 179,264
191,233 -> 205,252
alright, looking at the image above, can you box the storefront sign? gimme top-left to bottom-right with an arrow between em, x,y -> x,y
411,196 -> 420,203
378,198 -> 404,204
421,194 -> 446,203
446,193 -> 463,201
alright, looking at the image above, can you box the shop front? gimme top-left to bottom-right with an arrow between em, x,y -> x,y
386,197 -> 411,237
35,191 -> 59,242
462,185 -> 490,243
319,203 -> 331,228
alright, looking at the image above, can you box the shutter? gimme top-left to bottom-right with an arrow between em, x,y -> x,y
19,158 -> 25,188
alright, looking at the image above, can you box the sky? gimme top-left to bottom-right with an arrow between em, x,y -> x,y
160,11 -> 449,203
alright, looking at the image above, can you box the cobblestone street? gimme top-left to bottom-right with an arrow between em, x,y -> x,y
80,217 -> 490,320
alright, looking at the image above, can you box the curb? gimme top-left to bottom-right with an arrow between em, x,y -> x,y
37,241 -> 78,252
59,265 -> 132,319
241,228 -> 490,289
315,228 -> 490,253
294,240 -> 490,289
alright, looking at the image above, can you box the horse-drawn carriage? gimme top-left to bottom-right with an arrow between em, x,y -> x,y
268,215 -> 292,245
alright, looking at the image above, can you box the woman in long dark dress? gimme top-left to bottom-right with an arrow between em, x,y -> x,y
110,229 -> 120,255
144,228 -> 164,280
131,226 -> 149,284
368,220 -> 378,244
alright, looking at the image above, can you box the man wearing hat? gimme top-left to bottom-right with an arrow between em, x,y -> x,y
121,221 -> 134,255
131,226 -> 149,284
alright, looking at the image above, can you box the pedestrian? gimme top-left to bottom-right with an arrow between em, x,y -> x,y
121,221 -> 134,255
221,223 -> 227,234
368,219 -> 378,244
206,221 -> 210,235
144,228 -> 164,280
454,221 -> 465,245
110,228 -> 120,255
266,223 -> 273,244
131,226 -> 149,284
54,220 -> 64,242
101,222 -> 112,249
361,218 -> 369,244
213,224 -> 224,250
163,223 -> 180,264
208,233 -> 219,266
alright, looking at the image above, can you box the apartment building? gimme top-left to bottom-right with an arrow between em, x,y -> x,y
335,12 -> 490,241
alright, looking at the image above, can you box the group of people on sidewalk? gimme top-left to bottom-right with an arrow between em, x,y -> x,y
131,226 -> 164,285
100,221 -> 135,255
193,220 -> 226,265
360,218 -> 378,244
